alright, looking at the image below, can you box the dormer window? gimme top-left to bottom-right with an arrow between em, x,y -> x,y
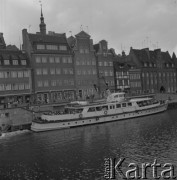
166,63 -> 169,68
13,60 -> 18,65
37,44 -> 45,50
46,45 -> 58,50
4,60 -> 10,65
21,60 -> 26,65
59,45 -> 67,51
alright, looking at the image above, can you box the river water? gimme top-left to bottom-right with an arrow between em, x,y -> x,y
0,109 -> 177,180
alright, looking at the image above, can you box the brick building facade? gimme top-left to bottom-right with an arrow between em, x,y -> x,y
129,47 -> 177,93
94,40 -> 116,97
0,33 -> 32,108
68,31 -> 98,100
22,8 -> 75,104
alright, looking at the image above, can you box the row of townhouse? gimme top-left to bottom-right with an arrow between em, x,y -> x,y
0,8 -> 177,106
114,47 -> 177,95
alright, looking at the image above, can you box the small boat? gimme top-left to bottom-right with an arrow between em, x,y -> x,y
31,92 -> 168,132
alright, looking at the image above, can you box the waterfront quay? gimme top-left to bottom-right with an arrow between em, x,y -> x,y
0,92 -> 176,133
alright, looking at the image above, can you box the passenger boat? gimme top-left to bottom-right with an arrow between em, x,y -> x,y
31,92 -> 168,132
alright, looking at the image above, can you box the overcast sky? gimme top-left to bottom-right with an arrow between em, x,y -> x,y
1,0 -> 177,55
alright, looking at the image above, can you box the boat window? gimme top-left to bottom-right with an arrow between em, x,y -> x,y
122,103 -> 126,107
88,107 -> 96,112
110,105 -> 115,109
116,104 -> 121,108
96,106 -> 102,111
102,105 -> 108,110
75,108 -> 83,113
128,102 -> 132,106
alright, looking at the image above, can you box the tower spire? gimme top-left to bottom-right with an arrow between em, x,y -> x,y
39,3 -> 46,35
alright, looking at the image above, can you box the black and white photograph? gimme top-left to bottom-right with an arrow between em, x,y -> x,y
0,0 -> 177,179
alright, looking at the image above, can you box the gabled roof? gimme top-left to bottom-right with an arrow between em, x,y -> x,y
67,36 -> 76,48
93,43 -> 99,53
0,49 -> 30,66
28,33 -> 67,44
75,31 -> 90,38
131,48 -> 173,65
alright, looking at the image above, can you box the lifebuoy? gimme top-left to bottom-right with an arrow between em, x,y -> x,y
79,114 -> 83,118
104,111 -> 107,115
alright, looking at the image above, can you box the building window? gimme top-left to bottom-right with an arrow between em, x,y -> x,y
55,57 -> 60,63
105,71 -> 108,76
62,57 -> 67,63
19,84 -> 24,90
98,62 -> 102,66
44,80 -> 49,87
144,63 -> 147,67
82,70 -> 86,75
51,80 -> 57,86
109,62 -> 113,66
92,60 -> 96,66
13,60 -> 18,65
11,71 -> 17,78
85,49 -> 89,53
36,69 -> 42,75
77,70 -> 81,75
0,84 -> 5,91
25,83 -> 30,89
63,69 -> 68,74
56,68 -> 61,74
69,69 -> 73,74
110,70 -> 113,76
57,80 -> 62,86
50,68 -> 55,75
21,60 -> 26,65
68,57 -> 72,63
0,72 -> 4,78
46,45 -> 58,50
24,71 -> 30,77
18,71 -> 23,78
42,68 -> 48,75
76,60 -> 80,65
59,45 -> 67,51
4,60 -> 10,65
79,49 -> 84,53
13,84 -> 18,90
93,69 -> 96,75
87,61 -> 90,65
42,57 -> 47,63
37,81 -> 43,87
49,57 -> 55,63
104,62 -> 108,66
6,84 -> 12,90
36,56 -> 41,63
37,44 -> 45,50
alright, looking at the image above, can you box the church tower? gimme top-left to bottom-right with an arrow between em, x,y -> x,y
39,5 -> 46,35
0,33 -> 6,49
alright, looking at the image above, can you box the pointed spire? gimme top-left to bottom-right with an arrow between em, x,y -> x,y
41,4 -> 43,17
39,3 -> 46,35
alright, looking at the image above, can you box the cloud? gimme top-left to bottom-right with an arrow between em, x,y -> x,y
1,0 -> 177,55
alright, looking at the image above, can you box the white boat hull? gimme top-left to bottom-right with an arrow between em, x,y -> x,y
31,103 -> 168,132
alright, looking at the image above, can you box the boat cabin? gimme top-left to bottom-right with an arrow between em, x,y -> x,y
106,92 -> 125,103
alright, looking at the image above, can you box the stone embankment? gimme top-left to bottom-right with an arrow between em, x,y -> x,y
155,93 -> 177,109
